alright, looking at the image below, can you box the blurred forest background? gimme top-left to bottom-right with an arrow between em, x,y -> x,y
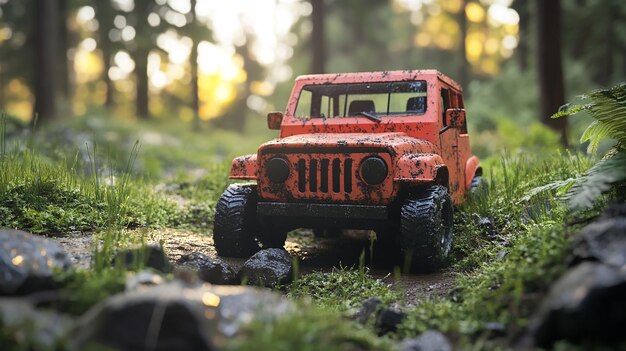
0,0 -> 624,160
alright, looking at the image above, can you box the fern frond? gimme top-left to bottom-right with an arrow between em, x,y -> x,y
566,151 -> 626,210
552,83 -> 626,151
520,178 -> 576,203
580,120 -> 615,153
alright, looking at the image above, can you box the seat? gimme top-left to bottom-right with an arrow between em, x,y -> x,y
406,96 -> 426,113
348,100 -> 376,115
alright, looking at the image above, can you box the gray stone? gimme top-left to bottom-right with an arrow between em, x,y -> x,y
0,297 -> 73,349
177,252 -> 237,285
112,244 -> 173,273
0,230 -> 72,295
239,248 -> 293,287
530,262 -> 626,347
398,330 -> 452,351
376,307 -> 406,336
71,280 -> 293,351
570,217 -> 626,269
125,270 -> 166,291
354,297 -> 382,324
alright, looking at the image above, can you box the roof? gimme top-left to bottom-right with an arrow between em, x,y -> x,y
294,70 -> 462,91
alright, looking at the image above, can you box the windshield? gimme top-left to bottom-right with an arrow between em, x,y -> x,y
294,81 -> 427,119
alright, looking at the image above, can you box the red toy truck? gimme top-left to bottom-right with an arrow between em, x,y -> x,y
213,70 -> 482,269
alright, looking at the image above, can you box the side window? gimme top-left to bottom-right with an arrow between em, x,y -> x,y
295,90 -> 312,118
458,94 -> 468,134
450,91 -> 458,108
440,88 -> 450,127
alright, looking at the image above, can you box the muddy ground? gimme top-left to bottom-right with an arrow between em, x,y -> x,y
50,228 -> 455,304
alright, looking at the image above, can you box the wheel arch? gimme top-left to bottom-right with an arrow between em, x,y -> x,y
465,155 -> 481,190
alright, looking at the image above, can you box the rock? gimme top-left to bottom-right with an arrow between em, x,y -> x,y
398,330 -> 452,351
375,307 -> 406,335
600,202 -> 626,219
483,322 -> 507,337
239,248 -> 293,287
477,216 -> 496,237
0,229 -> 72,295
125,270 -> 165,291
72,280 -> 293,351
112,244 -> 173,273
529,262 -> 626,347
177,252 -> 237,285
0,297 -> 73,349
570,217 -> 626,268
353,297 -> 382,324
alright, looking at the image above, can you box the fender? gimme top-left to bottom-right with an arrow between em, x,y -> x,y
394,153 -> 446,184
465,155 -> 481,189
229,154 -> 258,180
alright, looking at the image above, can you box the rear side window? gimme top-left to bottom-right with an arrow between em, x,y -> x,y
440,88 -> 450,127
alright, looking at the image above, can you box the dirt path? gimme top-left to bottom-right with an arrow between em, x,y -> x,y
52,228 -> 455,302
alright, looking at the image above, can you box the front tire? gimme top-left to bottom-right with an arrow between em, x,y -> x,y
213,184 -> 261,257
399,185 -> 453,271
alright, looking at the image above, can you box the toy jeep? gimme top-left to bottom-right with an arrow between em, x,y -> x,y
213,70 -> 482,268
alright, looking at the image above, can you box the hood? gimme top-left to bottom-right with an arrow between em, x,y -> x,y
259,133 -> 436,156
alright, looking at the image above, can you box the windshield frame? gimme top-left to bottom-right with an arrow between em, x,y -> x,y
292,81 -> 428,120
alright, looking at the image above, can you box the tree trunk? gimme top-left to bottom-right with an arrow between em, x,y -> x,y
190,0 -> 200,128
57,0 -> 70,101
311,0 -> 326,74
190,42 -> 200,128
135,51 -> 149,119
513,0 -> 528,70
102,47 -> 114,108
33,0 -> 59,124
597,0 -> 614,85
96,2 -> 115,109
536,0 -> 567,146
457,0 -> 468,88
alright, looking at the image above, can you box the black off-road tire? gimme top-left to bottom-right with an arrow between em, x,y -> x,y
468,175 -> 488,201
399,185 -> 453,271
213,184 -> 261,257
470,176 -> 487,193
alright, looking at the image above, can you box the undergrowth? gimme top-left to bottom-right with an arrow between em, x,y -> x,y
289,267 -> 399,312
398,150 -> 601,340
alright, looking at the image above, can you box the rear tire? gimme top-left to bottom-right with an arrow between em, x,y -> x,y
213,184 -> 261,257
399,185 -> 453,271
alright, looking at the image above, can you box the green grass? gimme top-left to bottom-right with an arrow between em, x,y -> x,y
397,151 -> 602,341
289,267 -> 399,312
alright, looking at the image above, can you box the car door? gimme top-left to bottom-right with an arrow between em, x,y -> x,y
438,87 -> 464,203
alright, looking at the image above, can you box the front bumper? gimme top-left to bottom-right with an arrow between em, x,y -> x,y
257,202 -> 388,220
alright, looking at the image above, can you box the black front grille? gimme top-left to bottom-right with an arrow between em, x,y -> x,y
297,158 -> 353,193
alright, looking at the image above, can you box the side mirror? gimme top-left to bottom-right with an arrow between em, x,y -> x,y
445,108 -> 466,128
267,111 -> 283,130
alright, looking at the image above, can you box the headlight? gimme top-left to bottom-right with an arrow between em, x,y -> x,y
360,156 -> 387,185
266,157 -> 290,183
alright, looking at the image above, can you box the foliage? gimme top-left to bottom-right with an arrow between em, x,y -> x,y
54,268 -> 126,315
398,151 -> 595,338
529,83 -> 626,210
288,267 -> 399,312
225,306 -> 392,351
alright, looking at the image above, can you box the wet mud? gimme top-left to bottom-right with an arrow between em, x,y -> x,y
53,228 -> 455,302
